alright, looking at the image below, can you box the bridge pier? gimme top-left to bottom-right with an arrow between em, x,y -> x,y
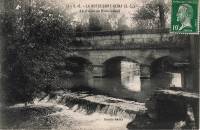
92,65 -> 105,78
140,65 -> 150,78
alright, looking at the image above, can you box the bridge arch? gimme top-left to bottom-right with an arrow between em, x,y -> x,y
150,56 -> 175,76
150,56 -> 185,88
101,54 -> 141,65
65,56 -> 92,63
103,56 -> 140,77
65,56 -> 93,73
103,56 -> 139,64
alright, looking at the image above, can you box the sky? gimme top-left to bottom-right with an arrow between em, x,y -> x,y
39,0 -> 150,27
15,0 -> 170,28
55,0 -> 171,28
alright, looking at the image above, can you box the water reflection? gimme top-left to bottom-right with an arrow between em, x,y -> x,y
170,73 -> 182,87
62,61 -> 182,102
121,61 -> 141,92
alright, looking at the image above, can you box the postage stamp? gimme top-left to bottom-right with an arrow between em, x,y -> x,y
171,0 -> 199,34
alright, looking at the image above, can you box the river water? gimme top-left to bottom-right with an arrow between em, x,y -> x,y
0,61 -> 183,129
63,61 -> 182,102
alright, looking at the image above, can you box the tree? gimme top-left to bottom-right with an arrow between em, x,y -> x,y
117,15 -> 130,30
1,0 -> 73,104
133,0 -> 169,29
88,15 -> 102,31
101,21 -> 112,31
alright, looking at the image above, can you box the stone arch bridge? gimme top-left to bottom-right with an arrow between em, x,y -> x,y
65,30 -> 190,78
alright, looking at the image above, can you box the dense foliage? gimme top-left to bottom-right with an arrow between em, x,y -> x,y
1,3 -> 73,104
133,0 -> 170,29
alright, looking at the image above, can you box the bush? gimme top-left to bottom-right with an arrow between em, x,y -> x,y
1,2 -> 73,104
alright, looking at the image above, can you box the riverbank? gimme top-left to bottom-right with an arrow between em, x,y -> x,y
0,90 -> 146,129
0,90 -> 197,129
0,102 -> 131,129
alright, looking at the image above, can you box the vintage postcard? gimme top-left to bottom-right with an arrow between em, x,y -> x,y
0,0 -> 199,130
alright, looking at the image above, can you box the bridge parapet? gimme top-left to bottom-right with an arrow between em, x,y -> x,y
70,29 -> 190,49
68,42 -> 189,50
74,28 -> 170,37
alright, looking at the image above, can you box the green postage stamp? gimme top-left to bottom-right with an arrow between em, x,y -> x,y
171,0 -> 199,34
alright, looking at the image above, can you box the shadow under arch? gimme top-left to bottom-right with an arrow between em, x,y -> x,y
150,56 -> 186,90
103,56 -> 140,77
150,56 -> 175,77
65,56 -> 93,73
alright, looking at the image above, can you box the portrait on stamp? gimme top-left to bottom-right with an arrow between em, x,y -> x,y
176,4 -> 193,31
171,0 -> 199,34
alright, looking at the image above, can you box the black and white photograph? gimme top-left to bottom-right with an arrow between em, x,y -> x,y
0,0 -> 199,129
